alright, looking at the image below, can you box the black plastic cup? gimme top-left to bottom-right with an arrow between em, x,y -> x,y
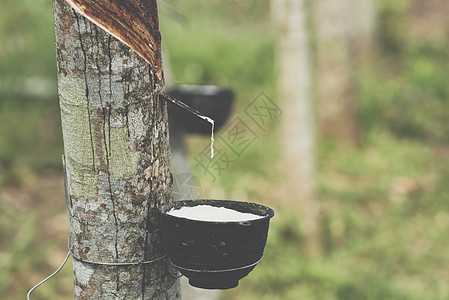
160,199 -> 274,289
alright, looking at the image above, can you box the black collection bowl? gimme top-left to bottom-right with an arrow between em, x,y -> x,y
165,85 -> 234,135
160,199 -> 274,289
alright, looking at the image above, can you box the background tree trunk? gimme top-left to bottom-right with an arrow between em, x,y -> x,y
408,0 -> 449,40
315,0 -> 358,145
53,0 -> 181,298
351,0 -> 376,63
274,0 -> 321,256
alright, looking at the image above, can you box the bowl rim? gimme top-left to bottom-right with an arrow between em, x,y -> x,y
169,255 -> 264,273
166,85 -> 234,97
160,199 -> 275,225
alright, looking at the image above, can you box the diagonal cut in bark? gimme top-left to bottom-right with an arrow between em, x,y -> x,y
65,0 -> 164,83
64,0 -> 216,157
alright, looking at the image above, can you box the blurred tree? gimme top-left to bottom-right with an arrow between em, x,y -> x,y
53,0 -> 180,298
352,0 -> 377,63
315,0 -> 376,145
315,0 -> 358,145
408,0 -> 449,41
272,0 -> 321,256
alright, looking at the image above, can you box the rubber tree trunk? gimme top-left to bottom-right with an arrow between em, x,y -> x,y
53,0 -> 181,298
273,0 -> 321,256
351,0 -> 376,63
315,0 -> 358,145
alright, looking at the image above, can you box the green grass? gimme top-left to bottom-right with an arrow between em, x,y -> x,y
221,131 -> 449,300
0,98 -> 63,187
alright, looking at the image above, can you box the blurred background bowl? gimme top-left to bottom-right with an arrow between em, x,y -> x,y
165,85 -> 234,135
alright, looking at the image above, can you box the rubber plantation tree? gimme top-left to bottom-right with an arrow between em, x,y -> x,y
351,0 -> 376,63
272,0 -> 321,256
52,0 -> 181,298
315,0 -> 376,145
315,0 -> 359,145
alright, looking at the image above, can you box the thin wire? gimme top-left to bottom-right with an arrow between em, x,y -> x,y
68,235 -> 167,266
26,251 -> 71,300
64,156 -> 167,266
27,156 -> 72,299
27,156 -> 174,299
169,271 -> 183,278
63,156 -> 167,266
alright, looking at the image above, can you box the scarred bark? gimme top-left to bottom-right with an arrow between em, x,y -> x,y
53,0 -> 181,298
64,0 -> 164,82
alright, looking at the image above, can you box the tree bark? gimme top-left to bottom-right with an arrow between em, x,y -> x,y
408,0 -> 449,40
53,0 -> 181,298
315,0 -> 358,145
274,0 -> 321,256
351,0 -> 376,63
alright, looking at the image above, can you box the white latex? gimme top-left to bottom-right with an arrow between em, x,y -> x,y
167,205 -> 263,222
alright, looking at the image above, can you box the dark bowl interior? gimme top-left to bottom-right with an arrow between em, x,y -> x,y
160,199 -> 274,289
165,85 -> 234,135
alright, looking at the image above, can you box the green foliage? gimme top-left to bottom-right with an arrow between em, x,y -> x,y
160,0 -> 275,103
0,0 -> 61,187
0,98 -> 63,187
224,131 -> 449,300
0,0 -> 56,79
359,39 -> 449,142
376,0 -> 409,56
